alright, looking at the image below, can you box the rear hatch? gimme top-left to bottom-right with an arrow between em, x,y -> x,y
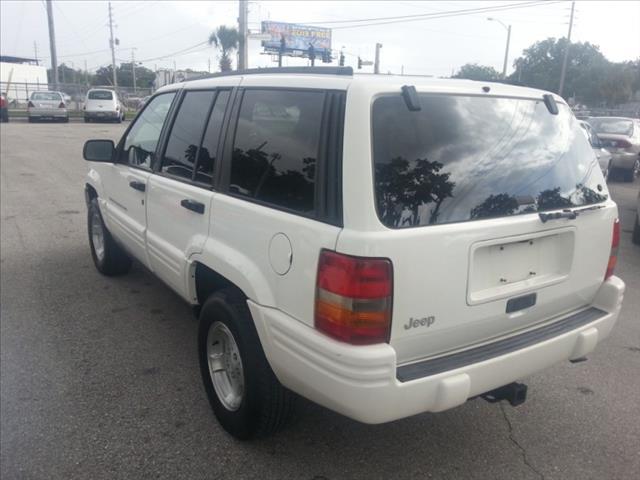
86,90 -> 116,112
369,92 -> 615,365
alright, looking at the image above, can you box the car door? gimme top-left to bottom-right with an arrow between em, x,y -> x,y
102,92 -> 176,267
145,87 -> 233,299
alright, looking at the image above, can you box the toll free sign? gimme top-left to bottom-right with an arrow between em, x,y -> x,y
261,21 -> 332,54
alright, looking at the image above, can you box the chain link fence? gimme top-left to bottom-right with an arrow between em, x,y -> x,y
1,81 -> 153,114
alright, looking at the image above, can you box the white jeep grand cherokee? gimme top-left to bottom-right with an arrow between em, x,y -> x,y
83,67 -> 625,440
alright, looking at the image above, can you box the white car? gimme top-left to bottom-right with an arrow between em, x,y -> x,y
84,88 -> 124,123
82,67 -> 625,440
579,120 -> 612,180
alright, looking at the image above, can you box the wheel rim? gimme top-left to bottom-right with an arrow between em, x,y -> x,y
91,210 -> 105,262
207,321 -> 245,411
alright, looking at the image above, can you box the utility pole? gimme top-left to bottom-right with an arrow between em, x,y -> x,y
33,41 -> 39,65
46,0 -> 59,88
558,1 -> 575,97
131,48 -> 137,93
108,2 -> 118,87
238,0 -> 248,70
487,17 -> 511,78
84,59 -> 88,85
208,58 -> 211,73
374,43 -> 382,74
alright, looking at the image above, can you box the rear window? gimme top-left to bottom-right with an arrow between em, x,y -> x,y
31,92 -> 62,101
372,94 -> 607,228
588,118 -> 634,136
88,90 -> 113,100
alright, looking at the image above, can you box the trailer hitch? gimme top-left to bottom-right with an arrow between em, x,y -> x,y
481,382 -> 528,407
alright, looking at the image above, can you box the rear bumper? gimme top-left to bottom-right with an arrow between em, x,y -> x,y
85,110 -> 119,119
250,276 -> 625,424
28,108 -> 68,118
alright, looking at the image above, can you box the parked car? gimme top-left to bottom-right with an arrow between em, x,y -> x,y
579,120 -> 612,180
82,67 -> 625,440
27,91 -> 69,122
0,93 -> 8,122
84,89 -> 125,123
587,117 -> 640,182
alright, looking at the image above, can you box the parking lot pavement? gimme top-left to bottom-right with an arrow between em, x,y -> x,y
1,121 -> 639,480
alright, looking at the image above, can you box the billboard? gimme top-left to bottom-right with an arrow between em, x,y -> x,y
261,21 -> 331,55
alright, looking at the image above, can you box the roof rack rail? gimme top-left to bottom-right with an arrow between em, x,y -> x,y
184,66 -> 353,83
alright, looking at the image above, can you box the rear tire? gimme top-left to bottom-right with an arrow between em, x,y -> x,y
198,288 -> 294,440
633,214 -> 640,246
87,198 -> 132,276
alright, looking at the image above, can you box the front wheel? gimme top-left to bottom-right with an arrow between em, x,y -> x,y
87,198 -> 132,276
198,288 -> 294,440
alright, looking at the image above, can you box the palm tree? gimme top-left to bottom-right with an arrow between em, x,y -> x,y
209,26 -> 240,72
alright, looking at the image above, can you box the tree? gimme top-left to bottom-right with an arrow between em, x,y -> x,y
92,63 -> 155,89
208,26 -> 240,72
452,63 -> 501,81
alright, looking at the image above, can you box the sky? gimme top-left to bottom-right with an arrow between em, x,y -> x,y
1,0 -> 639,78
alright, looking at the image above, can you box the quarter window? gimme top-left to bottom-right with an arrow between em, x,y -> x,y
161,91 -> 216,180
229,89 -> 325,214
121,92 -> 175,169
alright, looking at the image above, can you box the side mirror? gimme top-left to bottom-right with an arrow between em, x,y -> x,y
83,139 -> 115,162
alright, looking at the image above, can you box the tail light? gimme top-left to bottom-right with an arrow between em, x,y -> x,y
614,139 -> 632,149
27,101 -> 34,108
605,219 -> 620,280
315,250 -> 393,345
58,102 -> 65,108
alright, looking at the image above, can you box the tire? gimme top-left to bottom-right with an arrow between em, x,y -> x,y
28,117 -> 33,123
633,214 -> 640,246
198,288 -> 294,440
84,117 -> 90,123
63,116 -> 69,123
87,197 -> 132,276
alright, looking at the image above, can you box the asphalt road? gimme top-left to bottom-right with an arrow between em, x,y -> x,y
1,122 -> 639,480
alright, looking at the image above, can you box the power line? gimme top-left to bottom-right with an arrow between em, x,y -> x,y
298,1 -> 561,29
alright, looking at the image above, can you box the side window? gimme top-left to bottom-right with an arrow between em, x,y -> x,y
161,90 -> 216,180
194,90 -> 230,184
121,92 -> 175,169
229,89 -> 325,214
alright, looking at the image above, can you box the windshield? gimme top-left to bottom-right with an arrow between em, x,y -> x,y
88,90 -> 114,100
372,94 -> 607,228
31,92 -> 62,101
588,118 -> 634,136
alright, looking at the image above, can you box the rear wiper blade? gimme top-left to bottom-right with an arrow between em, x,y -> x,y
538,204 -> 605,223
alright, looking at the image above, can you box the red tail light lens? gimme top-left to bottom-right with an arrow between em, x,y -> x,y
605,219 -> 620,280
58,102 -> 65,108
27,101 -> 34,108
315,250 -> 393,345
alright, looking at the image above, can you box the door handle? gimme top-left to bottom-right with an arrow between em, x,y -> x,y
129,180 -> 146,192
180,198 -> 205,214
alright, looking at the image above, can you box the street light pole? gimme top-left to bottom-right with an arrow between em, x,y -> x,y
487,17 -> 511,78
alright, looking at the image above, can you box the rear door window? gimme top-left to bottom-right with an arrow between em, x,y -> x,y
161,90 -> 216,181
32,92 -> 62,101
372,94 -> 607,228
194,90 -> 230,184
229,89 -> 325,214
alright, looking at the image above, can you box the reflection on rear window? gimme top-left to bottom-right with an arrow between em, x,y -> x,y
31,92 -> 62,101
588,118 -> 633,136
372,94 -> 607,228
88,90 -> 114,100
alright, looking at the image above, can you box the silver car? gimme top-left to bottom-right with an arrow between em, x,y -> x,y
27,91 -> 69,122
579,120 -> 612,180
588,117 -> 640,182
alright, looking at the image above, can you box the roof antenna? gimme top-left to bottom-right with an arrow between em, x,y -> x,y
543,94 -> 559,115
401,85 -> 421,111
